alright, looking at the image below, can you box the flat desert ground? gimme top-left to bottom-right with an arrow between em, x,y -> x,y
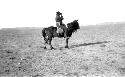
0,23 -> 125,77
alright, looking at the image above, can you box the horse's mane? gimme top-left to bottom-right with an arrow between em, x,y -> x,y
67,20 -> 80,32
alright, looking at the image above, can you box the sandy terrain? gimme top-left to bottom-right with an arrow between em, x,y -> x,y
0,23 -> 125,77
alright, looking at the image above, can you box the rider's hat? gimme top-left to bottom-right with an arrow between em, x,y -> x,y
56,11 -> 61,15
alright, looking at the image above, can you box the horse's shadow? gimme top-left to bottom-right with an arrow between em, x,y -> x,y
41,41 -> 110,50
69,41 -> 110,48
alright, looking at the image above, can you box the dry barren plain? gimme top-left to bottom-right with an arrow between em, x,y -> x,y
1,23 -> 125,77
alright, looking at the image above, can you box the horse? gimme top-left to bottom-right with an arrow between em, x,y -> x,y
42,20 -> 80,49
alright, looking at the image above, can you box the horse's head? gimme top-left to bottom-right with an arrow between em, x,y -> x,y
67,20 -> 80,31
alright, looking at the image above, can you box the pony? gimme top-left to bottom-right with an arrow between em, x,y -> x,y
42,20 -> 80,49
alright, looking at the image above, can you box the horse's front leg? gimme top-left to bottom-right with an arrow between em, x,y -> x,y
65,37 -> 69,48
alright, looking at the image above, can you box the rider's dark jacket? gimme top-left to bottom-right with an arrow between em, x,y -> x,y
55,15 -> 64,22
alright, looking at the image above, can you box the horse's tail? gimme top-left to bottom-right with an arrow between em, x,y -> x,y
42,28 -> 46,38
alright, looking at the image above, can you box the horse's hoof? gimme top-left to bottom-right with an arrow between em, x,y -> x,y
50,47 -> 54,50
65,46 -> 69,48
44,47 -> 47,49
51,47 -> 54,50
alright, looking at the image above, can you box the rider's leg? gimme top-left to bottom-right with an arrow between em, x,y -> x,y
61,24 -> 67,38
56,22 -> 60,33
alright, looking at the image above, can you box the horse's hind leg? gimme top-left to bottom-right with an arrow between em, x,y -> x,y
43,38 -> 48,49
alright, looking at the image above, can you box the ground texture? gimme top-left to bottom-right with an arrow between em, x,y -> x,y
1,23 -> 125,77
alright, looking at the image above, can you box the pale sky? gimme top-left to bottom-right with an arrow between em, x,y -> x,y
0,0 -> 125,28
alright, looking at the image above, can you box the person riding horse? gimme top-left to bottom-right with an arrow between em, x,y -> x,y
55,11 -> 67,36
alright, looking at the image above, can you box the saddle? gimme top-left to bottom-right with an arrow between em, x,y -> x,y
57,27 -> 64,34
57,23 -> 67,38
57,23 -> 66,34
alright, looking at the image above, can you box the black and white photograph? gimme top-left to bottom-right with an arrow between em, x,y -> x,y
0,0 -> 125,77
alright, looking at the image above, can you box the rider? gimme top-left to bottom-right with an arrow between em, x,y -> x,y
55,11 -> 64,33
